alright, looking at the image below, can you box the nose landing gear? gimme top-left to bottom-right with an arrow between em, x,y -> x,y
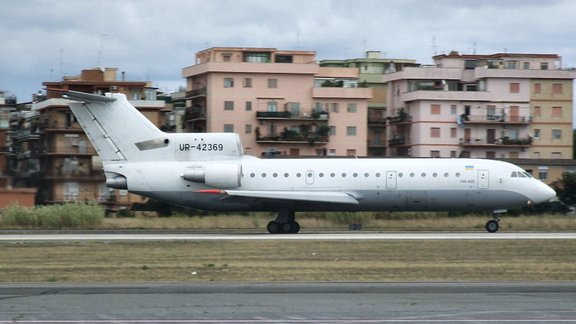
486,210 -> 505,233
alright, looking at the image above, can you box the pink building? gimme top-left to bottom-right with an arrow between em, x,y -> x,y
182,47 -> 372,157
383,52 -> 576,159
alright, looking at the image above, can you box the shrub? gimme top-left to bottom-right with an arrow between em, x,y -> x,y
0,203 -> 104,229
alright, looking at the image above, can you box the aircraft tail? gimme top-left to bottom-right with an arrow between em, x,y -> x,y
62,90 -> 165,162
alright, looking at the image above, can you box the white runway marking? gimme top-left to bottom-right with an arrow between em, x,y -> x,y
1,232 -> 575,242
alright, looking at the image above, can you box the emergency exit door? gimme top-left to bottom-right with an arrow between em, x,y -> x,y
478,169 -> 489,189
386,171 -> 397,189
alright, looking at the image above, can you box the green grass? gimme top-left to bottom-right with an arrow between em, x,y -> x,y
1,240 -> 575,282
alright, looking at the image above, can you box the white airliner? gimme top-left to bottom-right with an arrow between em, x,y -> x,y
57,90 -> 556,234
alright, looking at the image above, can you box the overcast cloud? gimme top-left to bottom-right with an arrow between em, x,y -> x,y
1,0 -> 575,101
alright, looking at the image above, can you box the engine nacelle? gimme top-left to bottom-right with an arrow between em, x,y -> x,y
182,164 -> 241,189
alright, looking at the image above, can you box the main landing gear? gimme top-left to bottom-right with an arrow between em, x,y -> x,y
485,210 -> 506,233
267,210 -> 300,234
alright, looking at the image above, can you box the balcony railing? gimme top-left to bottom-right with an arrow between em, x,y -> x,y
388,138 -> 409,146
256,111 -> 329,120
185,88 -> 207,98
388,114 -> 412,124
459,137 -> 533,147
460,115 -> 532,125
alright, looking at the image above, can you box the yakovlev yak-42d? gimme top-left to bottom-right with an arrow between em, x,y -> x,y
55,90 -> 556,234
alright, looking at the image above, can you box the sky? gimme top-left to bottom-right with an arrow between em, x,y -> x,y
1,0 -> 576,102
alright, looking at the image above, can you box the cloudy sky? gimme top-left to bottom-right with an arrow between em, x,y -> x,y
1,0 -> 575,101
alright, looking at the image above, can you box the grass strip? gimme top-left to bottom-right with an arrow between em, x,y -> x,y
1,240 -> 575,282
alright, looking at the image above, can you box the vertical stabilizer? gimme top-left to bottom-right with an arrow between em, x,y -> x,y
65,91 -> 165,162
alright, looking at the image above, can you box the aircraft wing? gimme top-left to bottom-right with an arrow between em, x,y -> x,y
197,190 -> 359,205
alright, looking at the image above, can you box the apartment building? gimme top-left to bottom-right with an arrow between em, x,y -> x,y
320,51 -> 419,156
182,47 -> 372,157
382,52 -> 576,160
24,68 -> 168,210
0,91 -> 37,207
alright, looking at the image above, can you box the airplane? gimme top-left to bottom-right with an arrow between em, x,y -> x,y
54,89 -> 556,234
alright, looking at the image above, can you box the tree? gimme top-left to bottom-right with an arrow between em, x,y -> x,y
553,172 -> 576,206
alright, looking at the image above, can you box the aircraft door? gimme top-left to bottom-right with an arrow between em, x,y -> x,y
386,171 -> 397,189
478,169 -> 489,189
305,170 -> 315,185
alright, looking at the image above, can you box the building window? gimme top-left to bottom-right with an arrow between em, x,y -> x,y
346,149 -> 357,156
538,166 -> 548,180
506,61 -> 518,69
224,101 -> 234,111
534,106 -> 541,117
450,151 -> 457,158
331,103 -> 339,113
267,101 -> 277,112
224,124 -> 234,133
534,152 -> 541,159
534,83 -> 541,94
450,105 -> 457,115
533,129 -> 541,139
267,78 -> 278,88
347,103 -> 357,113
450,128 -> 457,138
552,106 -> 563,117
245,101 -> 252,111
523,62 -> 530,69
243,78 -> 252,88
329,126 -> 336,136
224,78 -> 234,88
245,124 -> 252,134
347,126 -> 357,136
486,151 -> 496,159
430,127 -> 441,138
552,152 -> 562,159
431,150 -> 440,158
552,129 -> 562,140
509,83 -> 520,93
431,104 -> 441,115
222,54 -> 232,62
552,83 -> 563,94
540,62 -> 549,70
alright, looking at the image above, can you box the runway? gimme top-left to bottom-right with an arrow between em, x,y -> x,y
1,282 -> 576,323
1,231 -> 576,242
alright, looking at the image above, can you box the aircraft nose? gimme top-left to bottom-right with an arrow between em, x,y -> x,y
534,182 -> 556,204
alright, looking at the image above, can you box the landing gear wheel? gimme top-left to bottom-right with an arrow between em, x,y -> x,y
485,219 -> 500,233
267,221 -> 281,234
281,221 -> 300,234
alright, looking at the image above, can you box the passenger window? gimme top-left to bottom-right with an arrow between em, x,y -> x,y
330,173 -> 335,177
376,173 -> 381,177
342,173 -> 347,178
319,173 -> 324,177
250,173 -> 256,178
444,172 -> 449,177
353,173 -> 358,177
399,173 -> 403,177
410,173 -> 415,177
261,173 -> 266,178
421,173 -> 426,177
273,173 -> 278,177
296,173 -> 302,177
456,172 -> 461,177
284,173 -> 289,177
364,173 -> 369,177
433,173 -> 438,177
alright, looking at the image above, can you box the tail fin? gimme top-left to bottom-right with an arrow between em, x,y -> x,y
63,91 -> 165,162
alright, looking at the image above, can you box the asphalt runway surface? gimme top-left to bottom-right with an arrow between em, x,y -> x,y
1,282 -> 576,323
2,232 -> 576,242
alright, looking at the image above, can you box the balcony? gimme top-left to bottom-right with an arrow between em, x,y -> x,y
460,115 -> 532,125
388,137 -> 410,147
388,114 -> 412,125
312,87 -> 372,99
459,137 -> 533,148
256,127 -> 329,145
401,90 -> 493,102
188,107 -> 206,120
256,111 -> 329,120
185,88 -> 207,99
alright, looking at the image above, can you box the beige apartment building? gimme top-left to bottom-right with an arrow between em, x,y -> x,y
182,47 -> 372,157
382,52 -> 576,160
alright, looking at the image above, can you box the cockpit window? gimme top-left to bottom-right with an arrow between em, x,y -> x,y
523,172 -> 533,178
511,171 -> 518,177
518,172 -> 526,178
